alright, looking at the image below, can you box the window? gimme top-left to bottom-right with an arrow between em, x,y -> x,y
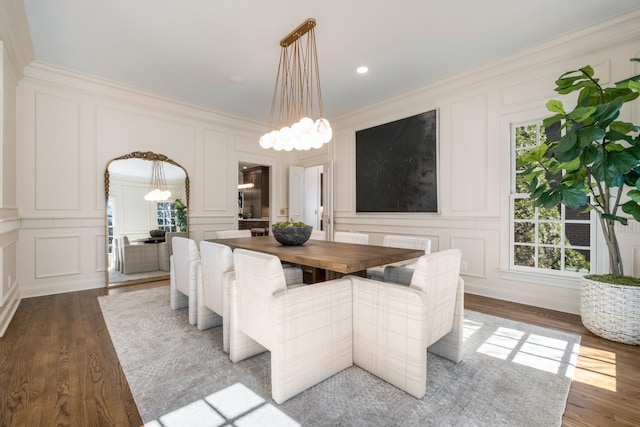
510,121 -> 592,274
157,202 -> 177,232
107,200 -> 115,253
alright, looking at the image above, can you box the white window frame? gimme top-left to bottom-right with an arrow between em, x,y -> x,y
509,120 -> 595,277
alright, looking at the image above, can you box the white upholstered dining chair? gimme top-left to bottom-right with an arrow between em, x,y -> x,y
170,236 -> 200,326
231,248 -> 353,404
158,231 -> 187,271
334,231 -> 369,244
195,241 -> 227,332
197,241 -> 304,351
367,234 -> 431,281
310,229 -> 326,240
214,229 -> 251,239
351,248 -> 465,398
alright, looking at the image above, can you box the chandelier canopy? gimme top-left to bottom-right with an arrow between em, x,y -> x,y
259,18 -> 332,151
144,160 -> 171,201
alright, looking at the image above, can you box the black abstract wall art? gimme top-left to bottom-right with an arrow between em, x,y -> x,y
356,110 -> 438,212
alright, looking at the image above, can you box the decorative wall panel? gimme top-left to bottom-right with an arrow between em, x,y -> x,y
450,95 -> 487,212
1,241 -> 17,306
95,234 -> 106,272
35,92 -> 80,210
203,129 -> 228,211
451,236 -> 486,278
35,236 -> 80,278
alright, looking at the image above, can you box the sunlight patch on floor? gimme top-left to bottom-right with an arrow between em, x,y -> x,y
144,383 -> 300,427
469,324 -> 579,377
572,345 -> 617,392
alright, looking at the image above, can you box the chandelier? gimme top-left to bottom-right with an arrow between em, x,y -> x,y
259,18 -> 332,151
144,160 -> 171,201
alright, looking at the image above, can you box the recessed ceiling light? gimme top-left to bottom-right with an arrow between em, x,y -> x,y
228,75 -> 245,84
356,66 -> 368,74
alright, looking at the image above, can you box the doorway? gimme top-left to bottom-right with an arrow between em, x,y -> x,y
289,161 -> 333,239
238,161 -> 271,233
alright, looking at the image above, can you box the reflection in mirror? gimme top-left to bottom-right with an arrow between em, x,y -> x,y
105,151 -> 189,288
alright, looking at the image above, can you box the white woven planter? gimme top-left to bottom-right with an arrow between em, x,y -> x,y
580,276 -> 640,345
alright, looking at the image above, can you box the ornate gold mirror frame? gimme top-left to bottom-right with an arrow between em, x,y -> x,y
104,151 -> 190,287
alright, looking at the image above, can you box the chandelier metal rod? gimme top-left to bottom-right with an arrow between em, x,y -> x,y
280,18 -> 316,47
259,18 -> 332,151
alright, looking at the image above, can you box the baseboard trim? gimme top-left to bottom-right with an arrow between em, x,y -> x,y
0,285 -> 21,337
20,279 -> 105,299
465,282 -> 580,315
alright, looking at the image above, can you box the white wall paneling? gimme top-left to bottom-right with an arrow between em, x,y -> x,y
9,10 -> 640,315
203,128 -> 228,211
450,236 -> 486,278
35,92 -> 80,210
449,94 -> 488,213
18,63 -> 269,297
34,235 -> 80,278
1,239 -> 17,306
3,42 -> 19,209
329,13 -> 640,314
0,0 -> 32,335
95,233 -> 106,273
95,105 -> 197,178
333,130 -> 353,213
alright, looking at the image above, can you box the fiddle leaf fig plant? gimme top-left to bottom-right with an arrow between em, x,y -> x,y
174,198 -> 187,232
519,59 -> 640,278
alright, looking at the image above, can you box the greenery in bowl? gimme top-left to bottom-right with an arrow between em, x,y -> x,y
272,221 -> 309,228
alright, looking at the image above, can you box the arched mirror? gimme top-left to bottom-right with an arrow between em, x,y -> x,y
104,151 -> 189,288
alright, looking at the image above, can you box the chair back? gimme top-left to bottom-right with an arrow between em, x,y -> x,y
172,237 -> 200,296
310,230 -> 326,240
334,231 -> 369,244
233,249 -> 287,348
382,235 -> 431,254
199,241 -> 233,315
164,231 -> 187,254
410,249 -> 462,345
215,229 -> 252,239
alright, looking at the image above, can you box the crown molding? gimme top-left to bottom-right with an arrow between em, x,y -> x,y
22,61 -> 264,133
0,0 -> 35,78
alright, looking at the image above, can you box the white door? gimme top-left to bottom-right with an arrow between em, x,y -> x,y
289,165 -> 305,222
321,161 -> 334,240
289,162 -> 334,238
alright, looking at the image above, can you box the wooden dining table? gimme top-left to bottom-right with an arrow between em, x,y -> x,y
207,236 -> 424,283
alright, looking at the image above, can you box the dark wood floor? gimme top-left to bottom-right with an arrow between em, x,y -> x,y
1,281 -> 639,426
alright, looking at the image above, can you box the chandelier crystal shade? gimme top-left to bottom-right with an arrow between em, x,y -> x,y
144,160 -> 171,201
259,18 -> 332,151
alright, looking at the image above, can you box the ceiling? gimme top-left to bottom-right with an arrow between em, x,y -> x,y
22,1 -> 640,124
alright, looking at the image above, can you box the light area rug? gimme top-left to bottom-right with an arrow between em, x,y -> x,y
98,286 -> 580,426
